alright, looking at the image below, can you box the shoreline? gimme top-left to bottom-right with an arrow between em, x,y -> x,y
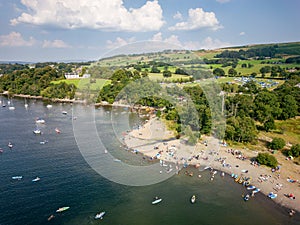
1,93 -> 156,111
123,116 -> 300,214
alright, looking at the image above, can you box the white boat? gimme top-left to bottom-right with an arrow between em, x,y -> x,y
190,195 -> 196,204
55,128 -> 61,133
247,185 -> 256,190
24,99 -> 28,108
56,206 -> 70,213
8,98 -> 15,110
32,177 -> 41,182
12,176 -> 22,180
62,111 -> 67,115
35,118 -> 45,124
95,211 -> 105,219
8,142 -> 13,148
33,129 -> 42,135
46,104 -> 52,109
152,197 -> 162,205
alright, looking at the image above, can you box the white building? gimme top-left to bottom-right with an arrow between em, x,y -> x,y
64,73 -> 91,79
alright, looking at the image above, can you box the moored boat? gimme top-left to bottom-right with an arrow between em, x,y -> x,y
252,188 -> 260,194
35,118 -> 45,124
152,197 -> 162,205
56,206 -> 70,213
243,194 -> 250,201
8,142 -> 13,148
190,195 -> 196,204
55,128 -> 61,133
247,185 -> 256,190
268,192 -> 277,199
95,211 -> 105,219
32,177 -> 41,182
12,176 -> 23,180
33,129 -> 42,135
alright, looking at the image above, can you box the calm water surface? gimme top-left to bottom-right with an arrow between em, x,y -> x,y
0,97 -> 299,225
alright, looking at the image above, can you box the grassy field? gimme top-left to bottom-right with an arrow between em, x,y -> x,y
52,78 -> 110,92
148,73 -> 191,82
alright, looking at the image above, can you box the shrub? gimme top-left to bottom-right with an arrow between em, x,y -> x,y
286,144 -> 300,158
256,152 -> 278,168
268,137 -> 285,150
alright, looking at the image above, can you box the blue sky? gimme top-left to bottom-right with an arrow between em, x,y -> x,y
0,0 -> 299,62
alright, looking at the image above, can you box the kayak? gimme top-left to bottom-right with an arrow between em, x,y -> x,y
268,192 -> 277,199
247,185 -> 256,190
56,207 -> 70,213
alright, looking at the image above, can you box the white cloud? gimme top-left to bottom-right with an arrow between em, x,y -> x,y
169,8 -> 222,31
0,32 -> 35,47
199,37 -> 230,49
239,31 -> 246,36
42,39 -> 71,48
216,0 -> 231,3
106,37 -> 136,49
151,32 -> 163,42
150,33 -> 182,47
11,0 -> 164,32
173,11 -> 183,20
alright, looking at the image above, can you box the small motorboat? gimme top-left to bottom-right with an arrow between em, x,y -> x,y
12,176 -> 23,180
62,111 -> 67,115
32,177 -> 41,182
243,194 -> 250,201
33,129 -> 42,135
9,106 -> 15,110
55,128 -> 61,134
0,148 -> 3,153
95,211 -> 105,219
152,197 -> 162,205
46,104 -> 52,109
56,207 -> 70,213
35,118 -> 45,124
190,195 -> 196,204
8,142 -> 13,148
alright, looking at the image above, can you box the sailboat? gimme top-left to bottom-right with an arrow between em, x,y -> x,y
8,99 -> 15,110
24,98 -> 28,109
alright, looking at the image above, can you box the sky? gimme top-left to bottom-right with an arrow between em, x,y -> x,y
0,0 -> 299,62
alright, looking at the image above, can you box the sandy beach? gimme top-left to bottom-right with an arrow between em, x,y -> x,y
124,116 -> 300,214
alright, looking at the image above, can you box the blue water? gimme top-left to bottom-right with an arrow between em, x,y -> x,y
0,98 -> 299,225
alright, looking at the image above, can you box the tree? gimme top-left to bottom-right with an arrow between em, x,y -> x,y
213,68 -> 225,77
256,153 -> 278,167
228,68 -> 237,76
286,144 -> 300,158
280,95 -> 298,120
150,66 -> 160,73
263,118 -> 276,132
163,70 -> 172,78
268,137 -> 285,150
225,116 -> 257,142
